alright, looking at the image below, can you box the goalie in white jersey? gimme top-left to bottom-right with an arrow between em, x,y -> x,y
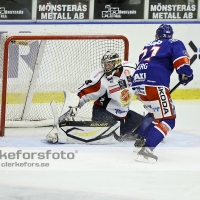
46,51 -> 152,144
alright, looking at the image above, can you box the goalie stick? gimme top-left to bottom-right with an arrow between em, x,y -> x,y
43,100 -> 60,144
48,100 -> 60,142
47,91 -> 68,140
50,100 -> 59,126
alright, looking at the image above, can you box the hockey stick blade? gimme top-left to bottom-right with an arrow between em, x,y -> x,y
50,100 -> 58,125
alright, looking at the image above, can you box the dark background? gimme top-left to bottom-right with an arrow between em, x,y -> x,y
94,0 -> 144,19
148,0 -> 198,19
0,0 -> 32,19
36,0 -> 89,20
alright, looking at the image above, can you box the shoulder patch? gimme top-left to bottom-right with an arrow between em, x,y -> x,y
124,69 -> 130,76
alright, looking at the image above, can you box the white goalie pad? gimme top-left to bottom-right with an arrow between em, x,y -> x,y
47,120 -> 121,144
48,97 -> 120,144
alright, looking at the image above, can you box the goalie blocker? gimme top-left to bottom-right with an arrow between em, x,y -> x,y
46,120 -> 121,144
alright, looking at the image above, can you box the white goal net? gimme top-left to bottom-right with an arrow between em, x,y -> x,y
0,33 -> 129,136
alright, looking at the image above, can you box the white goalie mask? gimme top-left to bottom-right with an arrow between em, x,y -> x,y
101,51 -> 122,81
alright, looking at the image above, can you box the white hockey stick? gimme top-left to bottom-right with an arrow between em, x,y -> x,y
42,100 -> 59,143
50,100 -> 60,140
46,100 -> 68,143
50,100 -> 59,126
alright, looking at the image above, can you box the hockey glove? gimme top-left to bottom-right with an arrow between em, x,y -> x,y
58,106 -> 79,122
179,74 -> 193,86
68,106 -> 79,117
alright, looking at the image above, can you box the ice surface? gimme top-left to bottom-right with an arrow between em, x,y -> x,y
0,100 -> 200,200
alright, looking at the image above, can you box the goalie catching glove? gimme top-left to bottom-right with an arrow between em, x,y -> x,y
179,74 -> 193,86
59,106 -> 79,122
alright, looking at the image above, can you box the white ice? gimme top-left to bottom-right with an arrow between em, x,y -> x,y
0,100 -> 200,200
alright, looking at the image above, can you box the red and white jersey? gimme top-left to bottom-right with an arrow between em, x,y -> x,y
77,61 -> 137,118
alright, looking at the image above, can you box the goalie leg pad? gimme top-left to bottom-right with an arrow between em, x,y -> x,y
59,120 -> 120,144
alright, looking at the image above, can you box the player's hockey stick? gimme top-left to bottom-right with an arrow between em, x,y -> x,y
169,81 -> 181,94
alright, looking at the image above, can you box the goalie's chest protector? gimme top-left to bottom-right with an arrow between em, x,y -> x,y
101,66 -> 136,117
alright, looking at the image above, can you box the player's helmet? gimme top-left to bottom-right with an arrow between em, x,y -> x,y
156,24 -> 174,39
101,51 -> 122,81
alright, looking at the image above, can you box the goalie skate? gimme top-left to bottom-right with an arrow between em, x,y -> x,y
135,146 -> 158,164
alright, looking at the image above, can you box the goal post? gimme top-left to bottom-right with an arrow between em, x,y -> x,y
0,33 -> 129,137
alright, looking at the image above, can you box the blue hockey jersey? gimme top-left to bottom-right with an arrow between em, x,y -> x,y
132,39 -> 193,88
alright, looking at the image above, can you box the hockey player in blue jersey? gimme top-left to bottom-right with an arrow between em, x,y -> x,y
132,24 -> 193,163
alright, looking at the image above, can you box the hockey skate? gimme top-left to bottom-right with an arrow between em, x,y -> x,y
135,146 -> 158,164
133,135 -> 146,152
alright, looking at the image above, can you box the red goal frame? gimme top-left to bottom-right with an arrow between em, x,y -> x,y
0,35 -> 129,137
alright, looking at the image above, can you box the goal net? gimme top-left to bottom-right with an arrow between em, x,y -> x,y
0,33 -> 129,136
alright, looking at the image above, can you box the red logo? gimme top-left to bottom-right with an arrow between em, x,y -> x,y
121,89 -> 130,101
109,87 -> 120,94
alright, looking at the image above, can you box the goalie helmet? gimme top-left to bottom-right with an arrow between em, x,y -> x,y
101,51 -> 122,81
156,24 -> 174,39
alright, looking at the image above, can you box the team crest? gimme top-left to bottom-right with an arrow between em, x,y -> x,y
120,89 -> 132,106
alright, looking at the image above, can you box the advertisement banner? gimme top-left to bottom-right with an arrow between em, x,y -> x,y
37,0 -> 89,20
0,0 -> 32,20
148,0 -> 198,19
94,0 -> 144,19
